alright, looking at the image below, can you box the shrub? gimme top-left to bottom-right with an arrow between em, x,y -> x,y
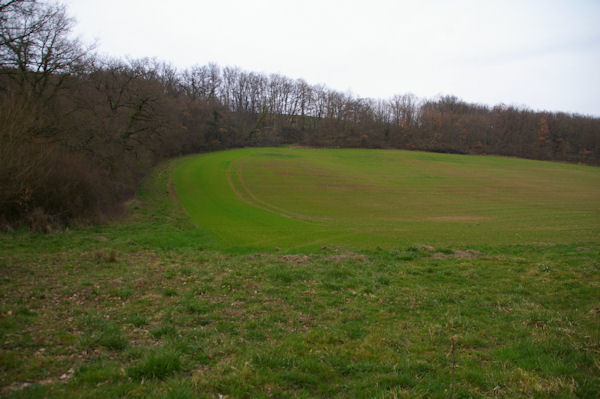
0,96 -> 127,229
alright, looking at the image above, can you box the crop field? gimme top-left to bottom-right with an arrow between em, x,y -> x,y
174,148 -> 600,251
1,149 -> 599,398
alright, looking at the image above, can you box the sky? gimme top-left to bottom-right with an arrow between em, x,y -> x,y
63,0 -> 600,116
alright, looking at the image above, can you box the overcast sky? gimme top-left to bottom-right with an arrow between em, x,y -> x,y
64,0 -> 600,116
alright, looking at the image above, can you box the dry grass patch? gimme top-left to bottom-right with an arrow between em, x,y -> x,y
327,253 -> 369,263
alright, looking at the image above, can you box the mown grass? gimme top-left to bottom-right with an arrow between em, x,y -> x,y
0,150 -> 599,398
174,148 -> 600,252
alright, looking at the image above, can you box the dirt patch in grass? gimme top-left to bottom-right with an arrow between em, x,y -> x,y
577,246 -> 595,251
453,249 -> 481,259
424,215 -> 491,222
433,249 -> 481,259
281,254 -> 310,265
381,215 -> 492,223
327,253 -> 368,263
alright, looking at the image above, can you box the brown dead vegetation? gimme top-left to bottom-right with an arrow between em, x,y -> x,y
327,253 -> 369,263
433,249 -> 481,260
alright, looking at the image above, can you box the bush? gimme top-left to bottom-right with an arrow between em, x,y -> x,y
0,136 -> 124,230
0,94 -> 132,230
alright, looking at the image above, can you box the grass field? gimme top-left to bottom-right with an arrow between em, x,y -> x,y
174,148 -> 600,251
1,148 -> 599,398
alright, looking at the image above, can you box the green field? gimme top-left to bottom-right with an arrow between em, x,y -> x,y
1,149 -> 599,398
174,148 -> 600,251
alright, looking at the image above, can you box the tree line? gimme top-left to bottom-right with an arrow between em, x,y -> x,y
1,0 -> 599,230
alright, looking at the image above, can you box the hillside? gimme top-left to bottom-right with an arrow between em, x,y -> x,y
1,151 -> 598,398
174,148 -> 600,251
2,1 -> 600,228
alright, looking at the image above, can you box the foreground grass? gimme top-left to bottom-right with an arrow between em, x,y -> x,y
1,157 -> 599,398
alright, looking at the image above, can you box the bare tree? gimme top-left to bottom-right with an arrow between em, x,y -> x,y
181,64 -> 222,103
0,0 -> 89,99
0,1 -> 36,47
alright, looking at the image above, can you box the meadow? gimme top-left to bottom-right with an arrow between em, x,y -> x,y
0,148 -> 599,398
174,148 -> 599,251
